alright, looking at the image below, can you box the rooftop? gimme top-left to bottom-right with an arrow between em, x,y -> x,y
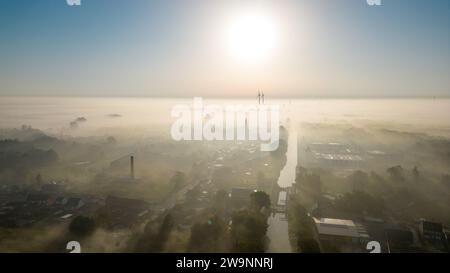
313,153 -> 363,161
313,217 -> 361,238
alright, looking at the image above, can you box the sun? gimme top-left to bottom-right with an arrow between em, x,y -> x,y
225,11 -> 278,63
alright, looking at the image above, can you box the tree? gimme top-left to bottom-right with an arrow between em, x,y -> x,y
387,165 -> 405,182
288,196 -> 320,253
69,216 -> 96,237
187,215 -> 226,252
250,191 -> 271,211
230,209 -> 268,253
135,213 -> 175,252
297,238 -> 321,253
335,191 -> 384,217
348,170 -> 369,192
295,167 -> 322,198
295,166 -> 308,184
153,213 -> 175,251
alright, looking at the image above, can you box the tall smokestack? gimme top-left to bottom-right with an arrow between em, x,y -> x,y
130,156 -> 135,179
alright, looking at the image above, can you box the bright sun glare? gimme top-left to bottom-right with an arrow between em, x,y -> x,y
225,11 -> 278,63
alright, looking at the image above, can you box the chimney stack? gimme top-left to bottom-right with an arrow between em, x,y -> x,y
130,156 -> 135,179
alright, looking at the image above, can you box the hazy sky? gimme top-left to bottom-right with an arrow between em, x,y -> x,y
0,0 -> 448,97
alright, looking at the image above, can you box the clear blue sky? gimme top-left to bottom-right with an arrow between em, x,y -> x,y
0,0 -> 448,97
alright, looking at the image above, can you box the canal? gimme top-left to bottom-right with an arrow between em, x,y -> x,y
267,130 -> 298,253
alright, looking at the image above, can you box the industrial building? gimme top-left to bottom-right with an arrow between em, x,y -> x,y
305,143 -> 364,168
313,217 -> 370,252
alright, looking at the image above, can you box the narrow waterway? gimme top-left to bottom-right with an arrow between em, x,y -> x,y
267,130 -> 298,253
277,130 -> 298,188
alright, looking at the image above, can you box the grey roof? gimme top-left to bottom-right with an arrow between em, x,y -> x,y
314,217 -> 361,238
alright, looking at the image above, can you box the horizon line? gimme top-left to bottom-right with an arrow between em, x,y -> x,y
0,95 -> 449,100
